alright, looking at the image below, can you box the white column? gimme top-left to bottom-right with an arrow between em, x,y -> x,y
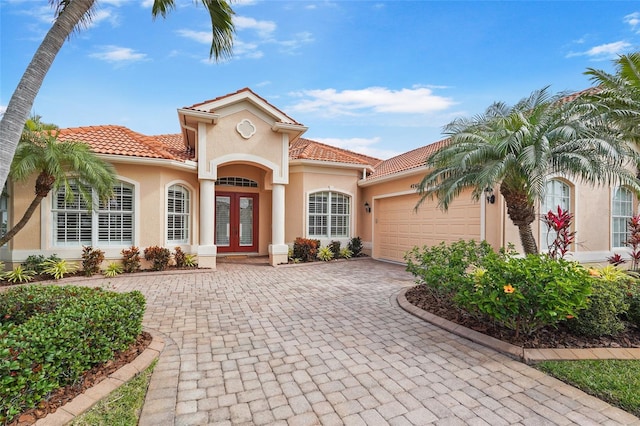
269,183 -> 288,265
198,179 -> 217,267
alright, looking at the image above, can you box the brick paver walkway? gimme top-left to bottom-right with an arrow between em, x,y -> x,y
109,259 -> 639,425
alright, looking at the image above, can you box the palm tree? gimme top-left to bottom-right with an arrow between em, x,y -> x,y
416,87 -> 640,255
0,117 -> 116,246
0,0 -> 235,193
585,52 -> 640,143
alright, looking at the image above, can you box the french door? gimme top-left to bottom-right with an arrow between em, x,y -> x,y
215,192 -> 259,253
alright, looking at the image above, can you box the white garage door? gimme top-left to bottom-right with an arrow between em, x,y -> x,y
373,193 -> 481,263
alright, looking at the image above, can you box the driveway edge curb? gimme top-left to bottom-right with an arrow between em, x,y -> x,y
396,286 -> 640,363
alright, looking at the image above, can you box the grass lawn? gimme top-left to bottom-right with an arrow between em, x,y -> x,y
70,360 -> 156,426
536,360 -> 640,417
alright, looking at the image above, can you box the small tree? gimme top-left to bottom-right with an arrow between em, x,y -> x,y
541,206 -> 575,260
625,214 -> 640,271
0,117 -> 116,246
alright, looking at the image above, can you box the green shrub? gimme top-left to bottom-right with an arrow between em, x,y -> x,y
455,253 -> 592,337
627,287 -> 640,329
317,246 -> 334,261
340,247 -> 353,259
404,240 -> 493,304
21,255 -> 46,274
184,253 -> 198,267
347,237 -> 363,257
121,246 -> 141,273
103,262 -> 123,278
568,272 -> 630,337
22,254 -> 61,275
3,265 -> 35,283
144,246 -> 171,271
293,238 -> 319,262
42,258 -> 78,280
329,241 -> 341,257
81,246 -> 105,276
0,285 -> 145,423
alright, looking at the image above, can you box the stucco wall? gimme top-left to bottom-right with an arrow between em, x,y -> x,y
4,161 -> 200,263
206,110 -> 287,182
287,164 -> 362,247
488,181 -> 626,262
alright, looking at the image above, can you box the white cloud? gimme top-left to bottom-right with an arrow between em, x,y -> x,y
179,13 -> 311,60
234,0 -> 258,6
289,87 -> 456,116
624,12 -> 640,32
87,8 -> 120,28
179,30 -> 267,60
234,16 -> 276,39
89,46 -> 148,63
566,41 -> 632,60
0,105 -> 6,117
278,32 -> 314,53
176,29 -> 212,45
314,136 -> 401,159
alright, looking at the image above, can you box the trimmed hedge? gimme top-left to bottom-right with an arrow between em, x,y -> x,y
0,285 -> 145,423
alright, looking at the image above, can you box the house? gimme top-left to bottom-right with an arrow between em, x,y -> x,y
0,88 -> 629,268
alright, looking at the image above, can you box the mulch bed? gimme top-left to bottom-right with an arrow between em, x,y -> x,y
405,286 -> 640,349
7,331 -> 152,426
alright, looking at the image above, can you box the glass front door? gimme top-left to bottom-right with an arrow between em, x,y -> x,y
215,192 -> 258,252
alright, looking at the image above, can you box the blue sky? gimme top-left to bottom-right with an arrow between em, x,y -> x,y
1,1 -> 639,159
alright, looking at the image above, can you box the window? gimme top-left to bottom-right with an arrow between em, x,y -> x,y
167,184 -> 190,243
612,187 -> 633,248
215,177 -> 258,188
53,180 -> 134,246
308,191 -> 350,238
541,179 -> 570,249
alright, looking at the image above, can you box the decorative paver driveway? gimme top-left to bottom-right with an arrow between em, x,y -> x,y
110,259 -> 638,425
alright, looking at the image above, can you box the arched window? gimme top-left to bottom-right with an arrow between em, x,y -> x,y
52,180 -> 134,246
308,191 -> 350,238
215,177 -> 258,188
541,179 -> 570,249
612,187 -> 633,248
167,184 -> 190,244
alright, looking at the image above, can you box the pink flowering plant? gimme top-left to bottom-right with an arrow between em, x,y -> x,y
542,206 -> 575,260
625,214 -> 640,271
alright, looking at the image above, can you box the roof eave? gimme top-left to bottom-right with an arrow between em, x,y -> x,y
358,165 -> 428,187
272,122 -> 308,143
97,153 -> 197,172
290,158 -> 375,171
178,108 -> 221,124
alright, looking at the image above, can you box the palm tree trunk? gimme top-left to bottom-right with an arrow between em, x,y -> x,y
0,0 -> 95,191
516,223 -> 539,256
500,184 -> 539,255
0,195 -> 45,247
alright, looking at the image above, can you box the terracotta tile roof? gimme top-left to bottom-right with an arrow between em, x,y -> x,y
366,138 -> 450,180
153,133 -> 195,161
56,125 -> 193,161
184,87 -> 302,125
289,138 -> 381,167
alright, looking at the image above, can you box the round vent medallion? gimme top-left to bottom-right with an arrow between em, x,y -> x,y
236,119 -> 257,139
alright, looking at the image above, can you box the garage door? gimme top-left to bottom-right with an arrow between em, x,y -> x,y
373,193 -> 481,263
